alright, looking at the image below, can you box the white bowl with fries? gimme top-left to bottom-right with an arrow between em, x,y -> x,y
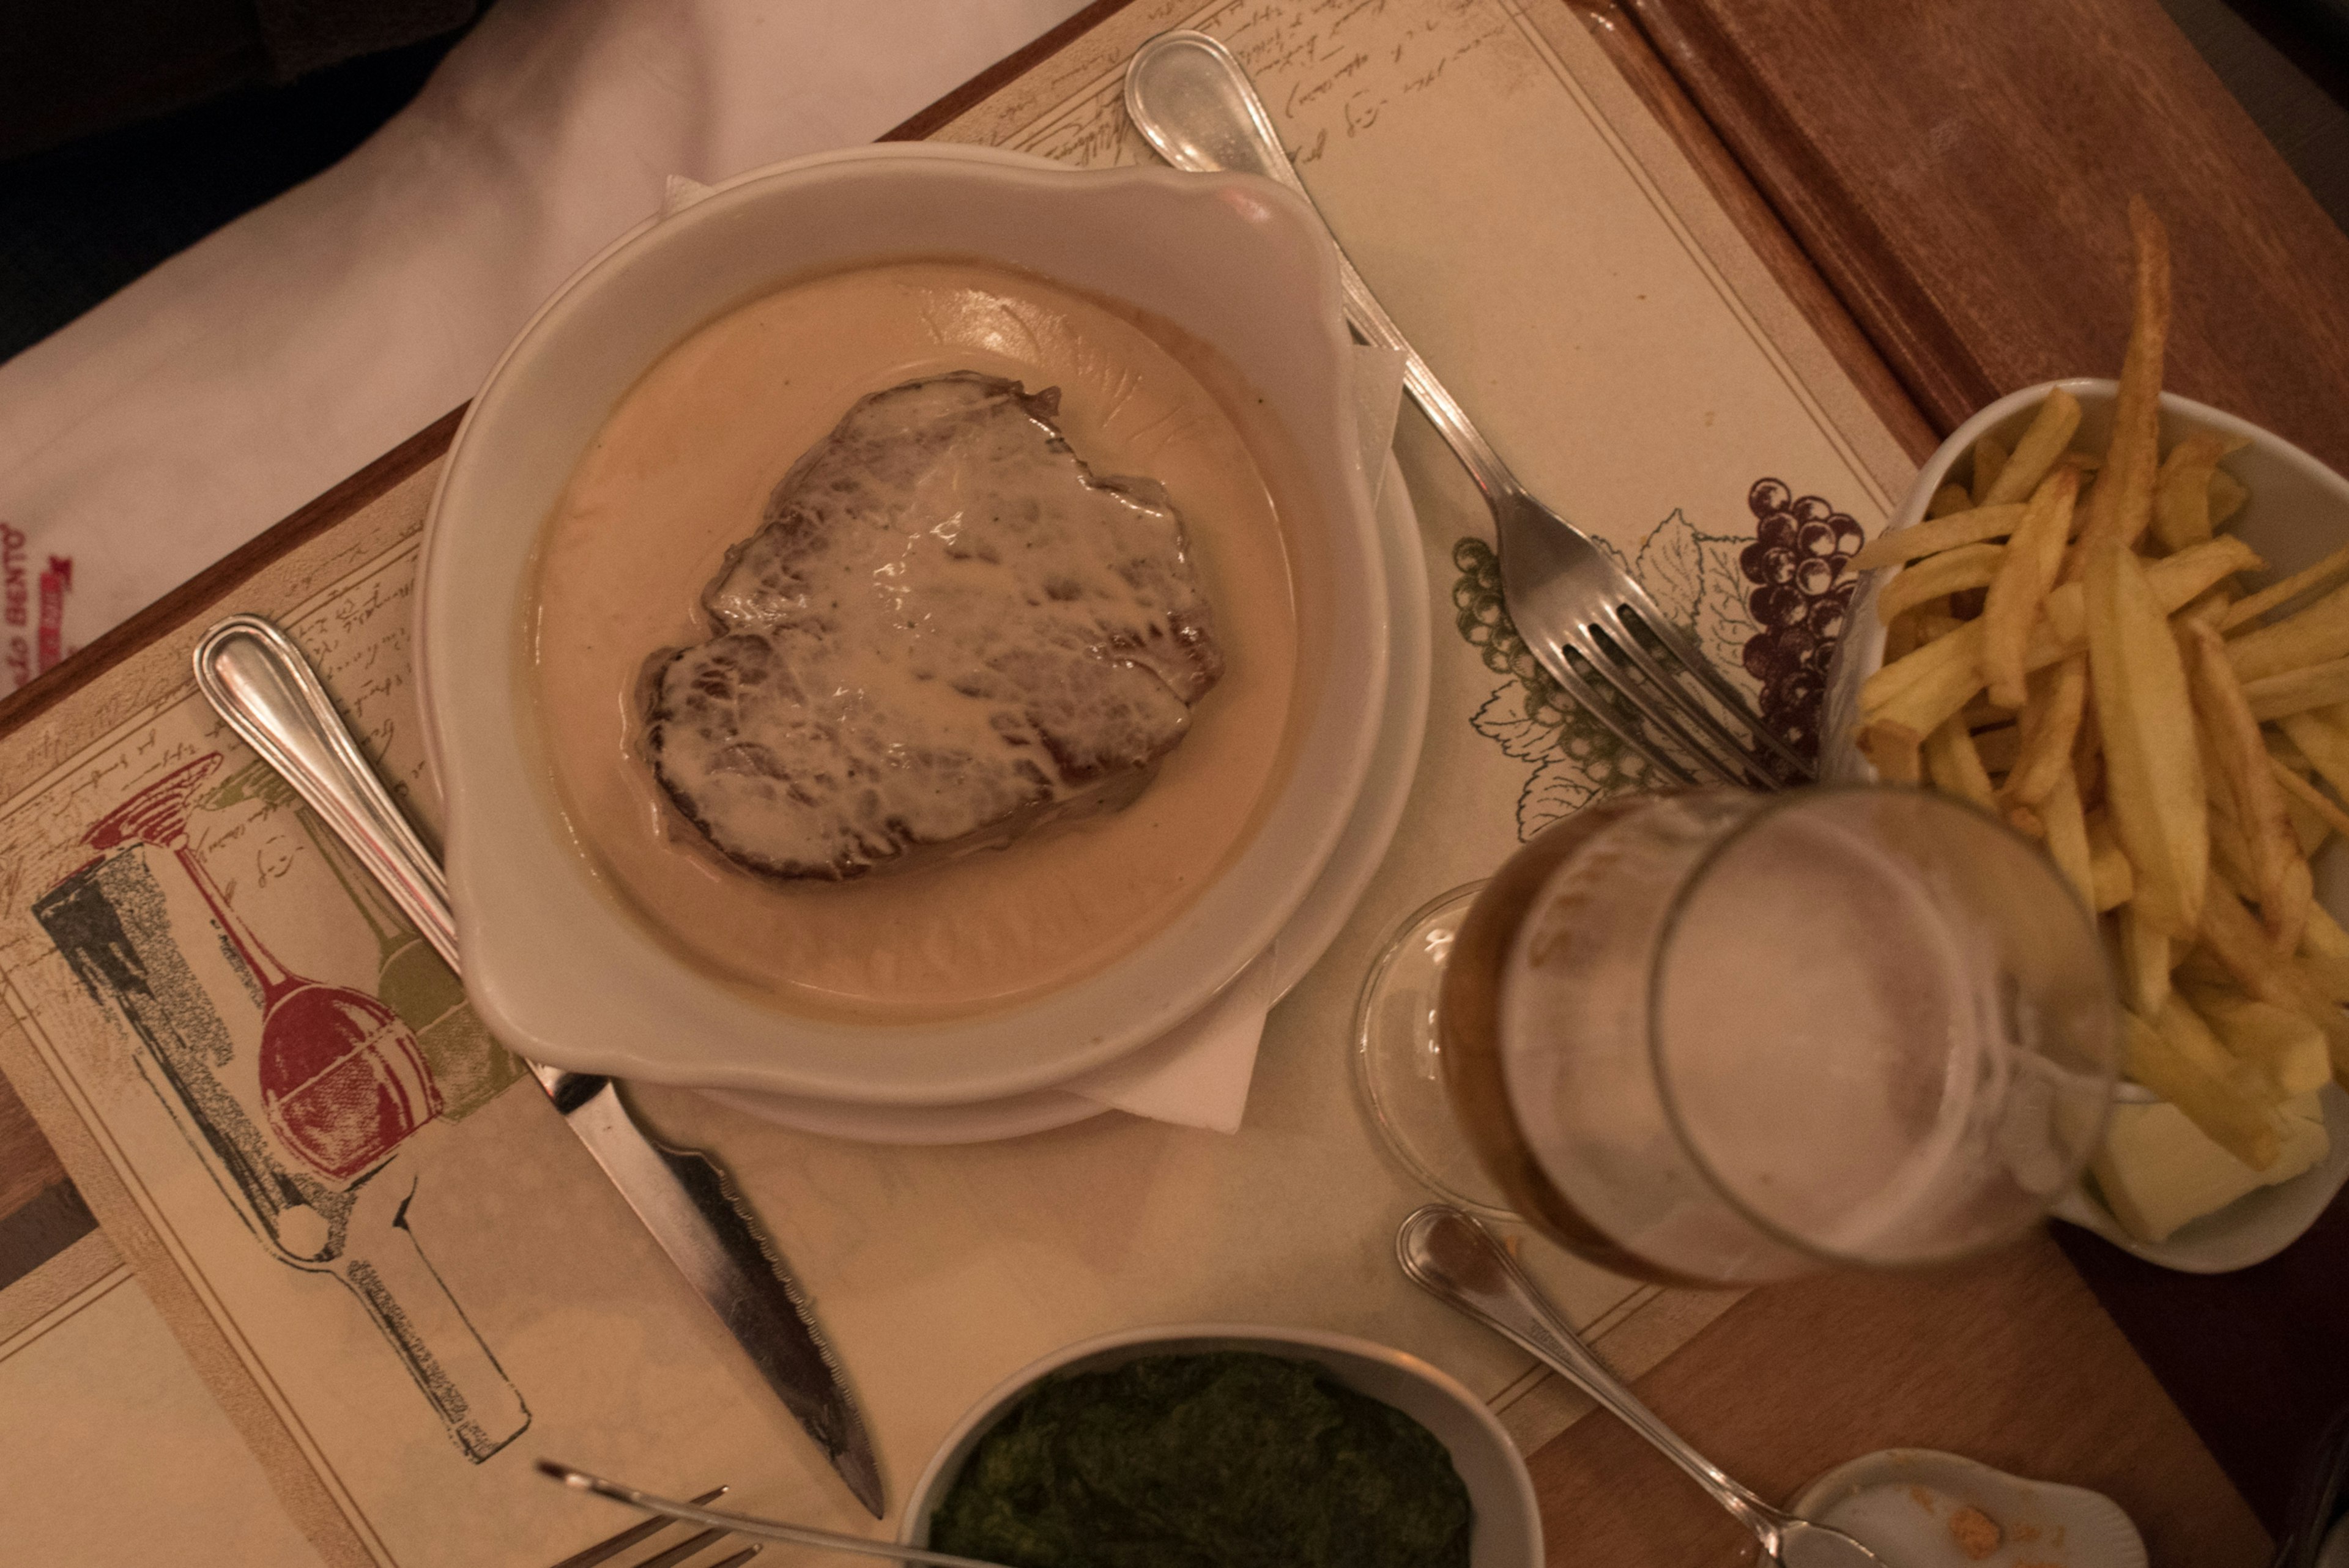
1825,375 -> 2349,1270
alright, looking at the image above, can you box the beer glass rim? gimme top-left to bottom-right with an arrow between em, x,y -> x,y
1639,783 -> 2118,1271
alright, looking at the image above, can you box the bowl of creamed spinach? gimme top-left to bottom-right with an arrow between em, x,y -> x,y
900,1326 -> 1543,1568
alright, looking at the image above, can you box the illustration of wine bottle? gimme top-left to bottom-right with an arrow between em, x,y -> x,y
76,755 -> 530,1460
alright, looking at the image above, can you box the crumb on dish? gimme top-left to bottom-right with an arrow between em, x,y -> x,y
1948,1503 -> 2002,1560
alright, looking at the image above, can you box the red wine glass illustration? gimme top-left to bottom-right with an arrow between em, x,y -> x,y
89,754 -> 442,1174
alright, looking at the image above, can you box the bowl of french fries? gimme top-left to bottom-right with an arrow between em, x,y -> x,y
1822,201 -> 2349,1271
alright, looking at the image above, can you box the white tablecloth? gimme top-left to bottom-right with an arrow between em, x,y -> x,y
0,0 -> 1088,690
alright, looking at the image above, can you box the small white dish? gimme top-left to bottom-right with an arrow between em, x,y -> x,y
702,451 -> 1432,1144
2052,1081 -> 2349,1273
1824,378 -> 2349,1270
418,143 -> 1389,1107
899,1323 -> 1542,1568
1792,1448 -> 2146,1568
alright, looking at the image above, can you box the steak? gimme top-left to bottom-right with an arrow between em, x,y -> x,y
646,373 -> 1223,881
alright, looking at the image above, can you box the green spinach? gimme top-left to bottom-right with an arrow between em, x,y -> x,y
929,1352 -> 1474,1567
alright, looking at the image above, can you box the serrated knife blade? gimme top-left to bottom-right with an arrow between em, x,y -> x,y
191,613 -> 884,1517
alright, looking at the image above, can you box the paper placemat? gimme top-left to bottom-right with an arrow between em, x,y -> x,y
0,1 -> 1914,1562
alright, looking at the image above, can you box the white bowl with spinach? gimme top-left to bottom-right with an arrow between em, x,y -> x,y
900,1323 -> 1542,1567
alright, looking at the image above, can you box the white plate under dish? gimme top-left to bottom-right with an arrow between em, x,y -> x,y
1825,378 -> 2349,1270
702,452 -> 1433,1144
417,142 -> 1390,1108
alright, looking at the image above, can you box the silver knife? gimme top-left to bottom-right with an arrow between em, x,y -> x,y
191,613 -> 885,1518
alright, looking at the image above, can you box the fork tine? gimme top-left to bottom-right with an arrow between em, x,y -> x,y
1612,599 -> 1815,778
640,1528 -> 729,1568
1555,618 -> 1750,786
1516,626 -> 1702,786
705,1550 -> 762,1568
1588,605 -> 1797,786
1588,612 -> 1768,785
549,1487 -> 728,1568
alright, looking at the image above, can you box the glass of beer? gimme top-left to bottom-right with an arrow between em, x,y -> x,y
1355,787 -> 2118,1285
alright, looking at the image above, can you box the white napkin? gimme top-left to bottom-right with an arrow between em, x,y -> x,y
0,0 -> 1090,687
1058,342 -> 1408,1134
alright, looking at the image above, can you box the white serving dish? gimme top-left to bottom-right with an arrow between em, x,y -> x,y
417,144 -> 1388,1106
1825,377 -> 2349,1269
898,1323 -> 1543,1568
702,451 -> 1433,1144
1792,1448 -> 2146,1568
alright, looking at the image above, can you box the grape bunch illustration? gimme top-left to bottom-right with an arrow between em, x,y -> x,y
1739,478 -> 1865,763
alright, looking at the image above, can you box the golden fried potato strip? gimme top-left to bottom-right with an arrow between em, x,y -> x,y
2085,539 -> 2207,937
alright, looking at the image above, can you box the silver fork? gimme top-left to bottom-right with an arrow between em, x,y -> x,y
541,1464 -> 1014,1567
549,1486 -> 759,1568
1124,31 -> 1811,788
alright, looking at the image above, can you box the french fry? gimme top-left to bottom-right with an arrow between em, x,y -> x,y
1924,717 -> 1997,809
2199,882 -> 2349,1076
2221,541 -> 2349,632
2206,801 -> 2256,901
1927,483 -> 1975,520
2086,538 -> 2207,937
2088,814 -> 2135,911
1982,387 -> 2084,508
2119,901 -> 2173,1016
1859,720 -> 1924,784
2125,1008 -> 2280,1170
2178,584 -> 2236,627
1877,542 -> 2007,625
2150,433 -> 2249,553
2002,656 -> 2087,806
1861,536 -> 2263,741
2186,988 -> 2334,1098
1865,533 -> 2258,716
2043,764 -> 2096,908
1982,468 -> 2079,708
2271,756 -> 2349,843
2070,199 -> 2172,560
2184,619 -> 2310,950
1852,504 -> 2027,572
2243,657 -> 2349,722
2226,581 -> 2349,683
2024,536 -> 2265,671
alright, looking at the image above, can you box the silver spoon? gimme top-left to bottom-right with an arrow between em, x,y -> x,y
1397,1205 -> 1883,1567
1124,30 -> 1809,789
539,1463 -> 1006,1567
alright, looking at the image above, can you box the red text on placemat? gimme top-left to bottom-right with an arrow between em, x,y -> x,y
2,523 -> 29,689
38,555 -> 72,675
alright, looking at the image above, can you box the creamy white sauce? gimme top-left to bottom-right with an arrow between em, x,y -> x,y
529,259 -> 1317,1021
